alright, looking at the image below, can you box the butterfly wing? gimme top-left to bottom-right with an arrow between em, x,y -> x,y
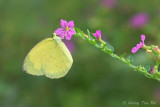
23,38 -> 57,76
42,37 -> 73,79
23,37 -> 73,79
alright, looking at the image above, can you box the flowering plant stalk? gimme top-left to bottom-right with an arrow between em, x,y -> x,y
54,19 -> 160,82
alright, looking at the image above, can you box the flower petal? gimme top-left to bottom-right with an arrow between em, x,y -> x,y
131,34 -> 146,54
141,34 -> 145,43
59,32 -> 65,39
136,43 -> 141,48
96,30 -> 101,35
68,29 -> 76,36
68,20 -> 75,28
131,47 -> 138,53
54,28 -> 65,35
64,29 -> 76,40
139,42 -> 144,47
93,30 -> 101,39
60,19 -> 68,28
65,32 -> 71,40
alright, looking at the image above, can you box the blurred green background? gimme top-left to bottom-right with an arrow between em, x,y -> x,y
1,0 -> 160,107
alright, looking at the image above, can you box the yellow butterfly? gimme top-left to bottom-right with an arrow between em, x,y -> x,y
22,34 -> 73,79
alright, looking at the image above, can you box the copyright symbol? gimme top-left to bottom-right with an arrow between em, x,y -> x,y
122,101 -> 126,105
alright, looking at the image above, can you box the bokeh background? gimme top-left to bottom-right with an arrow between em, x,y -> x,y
1,0 -> 160,107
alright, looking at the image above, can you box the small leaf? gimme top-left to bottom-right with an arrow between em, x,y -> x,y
126,56 -> 133,63
104,48 -> 113,54
90,32 -> 98,43
120,53 -> 126,58
106,43 -> 114,52
87,29 -> 92,40
111,54 -> 119,58
144,65 -> 150,72
87,29 -> 98,44
74,27 -> 86,40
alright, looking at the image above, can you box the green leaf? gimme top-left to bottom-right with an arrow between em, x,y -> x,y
87,29 -> 98,44
111,54 -> 119,58
104,48 -> 113,54
87,29 -> 91,40
144,65 -> 150,72
120,53 -> 126,58
126,56 -> 133,63
74,27 -> 86,40
90,32 -> 98,43
106,43 -> 114,52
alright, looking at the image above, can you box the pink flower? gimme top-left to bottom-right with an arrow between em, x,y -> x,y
54,19 -> 76,40
131,35 -> 145,53
129,13 -> 149,28
93,30 -> 101,39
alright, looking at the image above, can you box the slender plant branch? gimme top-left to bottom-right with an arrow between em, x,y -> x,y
73,27 -> 160,82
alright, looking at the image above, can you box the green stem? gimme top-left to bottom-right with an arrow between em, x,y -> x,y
99,37 -> 106,44
73,28 -> 160,82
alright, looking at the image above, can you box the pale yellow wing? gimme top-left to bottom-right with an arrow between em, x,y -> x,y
23,37 -> 73,79
42,37 -> 73,79
23,38 -> 57,76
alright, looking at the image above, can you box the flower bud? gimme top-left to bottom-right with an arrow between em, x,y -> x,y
154,46 -> 160,54
150,67 -> 157,74
155,56 -> 159,61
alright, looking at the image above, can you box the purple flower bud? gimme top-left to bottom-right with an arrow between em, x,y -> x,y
150,67 -> 157,74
